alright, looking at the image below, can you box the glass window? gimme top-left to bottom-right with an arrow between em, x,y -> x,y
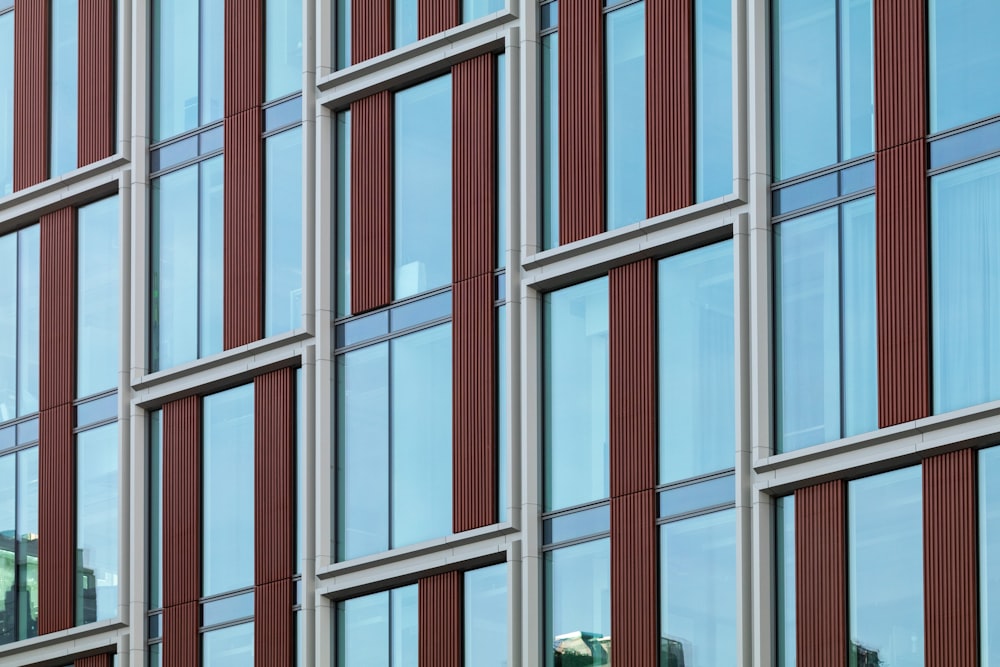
497,304 -> 507,523
394,75 -> 452,300
544,278 -> 608,511
929,0 -> 1000,134
202,621 -> 254,666
394,0 -> 418,49
776,495 -> 795,667
148,411 -> 163,611
775,196 -> 876,452
335,0 -> 351,70
847,466 -> 923,666
544,538 -> 611,667
151,156 -> 224,371
0,447 -> 39,645
540,32 -> 558,250
0,225 -> 40,422
202,384 -> 254,597
335,110 -> 351,318
265,0 -> 302,101
772,0 -> 873,180
695,0 -> 732,202
50,0 -> 79,177
264,126 -> 303,337
658,240 -> 734,483
463,0 -> 502,21
605,1 -> 645,230
77,196 -> 120,398
931,156 -> 1000,414
75,423 -> 118,625
0,10 -> 14,196
337,585 -> 418,667
660,509 -> 736,665
464,564 -> 507,667
981,447 -> 1000,662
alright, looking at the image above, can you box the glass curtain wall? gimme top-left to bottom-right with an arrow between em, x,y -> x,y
463,0 -> 503,21
265,0 -> 302,101
0,447 -> 39,645
337,585 -> 418,667
75,423 -> 118,625
464,564 -> 508,667
50,0 -> 79,177
0,7 -> 12,197
264,126 -> 303,336
776,495 -> 795,667
695,0 -> 732,202
394,0 -> 418,49
0,225 -> 40,423
77,196 -> 120,398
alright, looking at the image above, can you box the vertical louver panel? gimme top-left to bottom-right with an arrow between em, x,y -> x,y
255,367 -> 295,584
558,0 -> 603,244
77,0 -> 115,166
75,654 -> 114,667
255,580 -> 293,666
38,404 -> 73,634
224,108 -> 264,349
647,0 -> 693,215
164,602 -> 199,666
39,207 -> 76,411
224,0 -> 263,118
13,0 -> 49,190
452,54 -> 496,282
163,396 -> 201,608
352,0 -> 392,63
350,91 -> 393,314
873,0 -> 926,150
610,259 -> 656,497
876,140 -> 929,427
924,449 -> 977,666
452,275 -> 496,532
794,481 -> 847,667
418,571 -> 461,667
418,0 -> 459,39
611,490 -> 657,667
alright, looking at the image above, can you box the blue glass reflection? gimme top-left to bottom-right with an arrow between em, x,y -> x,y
75,394 -> 118,428
336,311 -> 389,348
17,226 -> 40,418
202,591 -> 254,626
980,447 -> 1000,662
695,0 -> 732,202
658,474 -> 734,519
391,585 -> 418,667
150,136 -> 198,173
199,156 -> 225,360
0,233 -> 16,421
16,418 -> 37,445
264,127 -> 303,337
772,173 -> 838,217
605,2 -> 645,230
265,0 -> 303,101
464,565 -> 507,667
264,97 -> 303,133
394,0 -> 418,48
839,0 -> 873,162
776,496 -> 795,667
17,448 -> 38,641
839,159 -> 875,195
202,621 -> 254,666
338,592 -> 389,667
390,291 -> 451,332
76,423 -> 119,625
0,453 -> 14,644
77,196 -> 120,398
543,504 -> 610,545
336,0 -> 351,69
540,2 -> 557,30
200,0 -> 224,127
840,197 -> 877,435
50,0 -> 79,177
541,33 -> 559,249
200,126 -> 224,154
544,539 -> 611,667
0,12 -> 12,197
497,305 -> 507,522
152,0 -> 199,141
930,119 -> 1000,170
463,0 -> 502,21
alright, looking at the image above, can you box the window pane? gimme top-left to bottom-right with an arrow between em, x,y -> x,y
541,33 -> 559,250
148,411 -> 163,610
17,225 -> 39,418
199,156 -> 224,358
605,2 -> 645,230
658,241 -> 734,483
264,126 -> 303,336
840,196 -> 877,435
152,0 -> 199,141
200,0 -> 224,127
931,156 -> 1000,414
776,496 -> 795,667
839,0 -> 873,161
695,0 -> 732,202
50,0 -> 78,177
464,564 -> 507,667
544,538 -> 611,667
0,12 -> 14,196
981,447 -> 1000,662
265,0 -> 302,100
394,76 -> 452,299
391,585 -> 418,667
0,453 -> 14,645
77,196 -> 120,398
76,423 -> 118,625
335,110 -> 351,317
338,592 -> 389,667
394,0 -> 417,48
391,324 -> 452,548
202,385 -> 254,597
463,0 -> 502,21
202,622 -> 254,666
929,0 -> 1000,133
497,305 -> 507,522
17,447 -> 38,641
0,233 -> 16,422
660,510 -> 736,666
848,466 -> 923,666
336,0 -> 351,69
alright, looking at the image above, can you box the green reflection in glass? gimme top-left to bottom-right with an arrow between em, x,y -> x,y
76,423 -> 119,625
545,538 -> 611,667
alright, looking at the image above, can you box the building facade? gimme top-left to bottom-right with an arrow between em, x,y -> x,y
0,0 -> 999,665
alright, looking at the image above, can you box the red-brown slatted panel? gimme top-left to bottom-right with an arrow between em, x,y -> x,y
224,108 -> 263,349
77,0 -> 115,166
350,92 -> 393,314
352,0 -> 392,63
453,275 -> 496,532
418,0 -> 459,39
163,396 -> 201,608
38,404 -> 73,634
876,140 -> 929,427
647,0 -> 693,216
164,602 -> 199,666
558,0 -> 603,244
924,449 -> 977,665
795,481 -> 846,667
255,580 -> 292,666
452,54 -> 496,282
13,0 -> 48,190
610,260 -> 656,497
39,207 -> 76,411
224,0 -> 262,117
611,490 -> 657,667
873,0 -> 926,150
418,571 -> 461,667
75,654 -> 114,667
255,367 -> 295,584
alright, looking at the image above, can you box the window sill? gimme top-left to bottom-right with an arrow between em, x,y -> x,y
0,617 -> 124,663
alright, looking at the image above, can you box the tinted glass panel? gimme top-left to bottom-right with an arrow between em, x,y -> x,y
335,110 -> 351,317
151,136 -> 198,173
0,454 -> 13,644
772,173 -> 838,216
840,197 -> 877,434
776,496 -> 795,667
541,33 -> 559,249
605,1 -> 645,230
338,592 -> 389,667
930,119 -> 1000,169
265,0 -> 302,101
391,585 -> 419,667
75,394 -> 118,428
463,0 -> 502,21
202,591 -> 254,626
199,0 -> 224,127
152,0 -> 199,141
390,291 -> 450,331
199,157 -> 224,358
15,418 -> 36,445
50,0 -> 79,177
17,448 -> 39,642
497,305 -> 507,522
17,226 -> 40,418
981,447 -> 1000,662
264,126 -> 303,336
200,126 -> 224,154
543,504 -> 610,545
658,474 -> 734,519
544,538 -> 611,667
0,233 -> 16,421
77,196 -> 120,398
840,159 -> 875,194
336,0 -> 351,69
336,311 -> 389,348
264,96 -> 302,132
0,12 -> 12,196
695,0 -> 732,202
839,0 -> 873,162
75,423 -> 118,625
464,564 -> 507,667
202,622 -> 254,666
394,0 -> 418,48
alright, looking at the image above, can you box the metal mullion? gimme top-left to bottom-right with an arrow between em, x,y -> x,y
834,0 -> 842,165
196,161 -> 203,358
387,341 -> 394,553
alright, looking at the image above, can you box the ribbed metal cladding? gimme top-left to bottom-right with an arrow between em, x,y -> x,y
609,260 -> 657,498
924,449 -> 978,666
611,490 -> 657,667
255,580 -> 293,666
39,207 -> 77,411
452,275 -> 496,533
352,0 -> 392,63
38,404 -> 74,634
255,367 -> 295,584
224,0 -> 262,117
794,481 -> 847,667
873,0 -> 926,150
418,0 -> 459,39
13,0 -> 49,190
75,654 -> 114,667
77,0 -> 115,166
452,54 -> 497,282
876,140 -> 930,428
224,108 -> 264,349
558,0 -> 604,244
164,602 -> 199,666
646,0 -> 693,216
418,571 -> 461,667
350,92 -> 393,314
163,396 -> 201,608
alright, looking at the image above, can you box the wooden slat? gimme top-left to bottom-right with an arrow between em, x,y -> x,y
611,490 -> 657,667
163,396 -> 201,608
254,367 -> 295,584
13,0 -> 49,189
419,571 -> 461,667
77,0 -> 115,166
38,404 -> 74,634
